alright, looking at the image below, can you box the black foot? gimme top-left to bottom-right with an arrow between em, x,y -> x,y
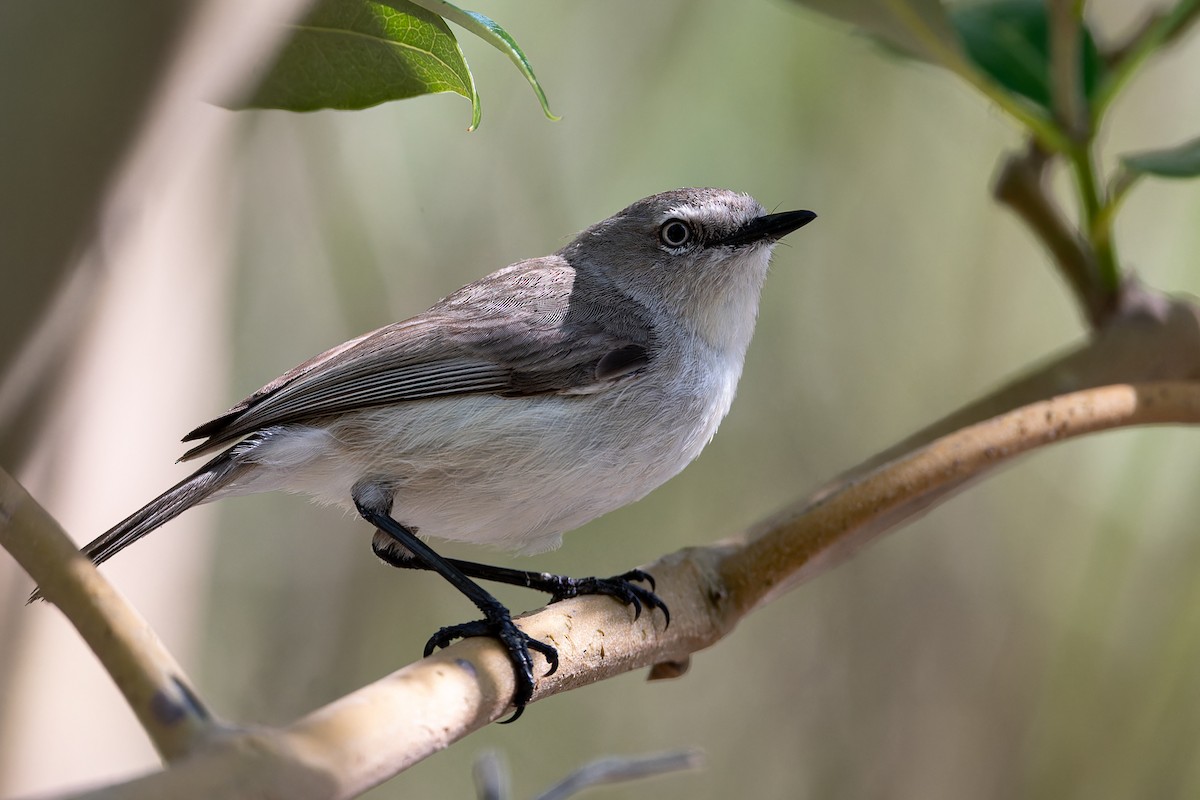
547,569 -> 671,627
369,537 -> 673,629
425,610 -> 559,723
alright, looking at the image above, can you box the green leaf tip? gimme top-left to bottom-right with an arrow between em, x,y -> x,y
410,0 -> 559,121
1123,136 -> 1200,179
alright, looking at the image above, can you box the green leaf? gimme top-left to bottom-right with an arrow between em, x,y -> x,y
789,0 -> 1074,152
950,0 -> 1104,114
789,0 -> 963,65
410,0 -> 558,121
1122,136 -> 1200,179
240,0 -> 481,130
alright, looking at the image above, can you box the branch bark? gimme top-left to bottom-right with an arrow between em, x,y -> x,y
8,378 -> 1195,800
0,469 -> 215,763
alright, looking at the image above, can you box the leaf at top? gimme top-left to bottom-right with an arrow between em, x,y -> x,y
410,0 -> 558,121
790,0 -> 963,65
1123,136 -> 1200,179
950,0 -> 1105,115
238,0 -> 481,129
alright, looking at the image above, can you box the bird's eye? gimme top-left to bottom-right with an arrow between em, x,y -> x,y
659,219 -> 694,249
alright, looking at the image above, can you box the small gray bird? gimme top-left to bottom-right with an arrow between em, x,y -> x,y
34,188 -> 815,719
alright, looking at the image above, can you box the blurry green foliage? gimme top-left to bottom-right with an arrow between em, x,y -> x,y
951,0 -> 1105,115
1123,136 -> 1200,179
240,0 -> 556,130
794,0 -> 1200,297
787,0 -> 962,62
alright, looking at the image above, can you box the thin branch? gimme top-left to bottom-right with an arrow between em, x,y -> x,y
1094,0 -> 1200,117
1067,141 -> 1121,293
1047,0 -> 1088,141
993,143 -> 1112,327
473,750 -> 509,800
61,380 -> 1200,800
725,382 -> 1200,608
1045,1 -> 1122,297
0,467 -> 217,761
534,748 -> 704,800
1098,165 -> 1142,234
809,286 -> 1200,489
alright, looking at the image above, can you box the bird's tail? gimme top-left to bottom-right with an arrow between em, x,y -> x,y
28,451 -> 245,603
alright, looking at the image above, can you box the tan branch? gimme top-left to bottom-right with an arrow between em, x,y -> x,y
54,380 -> 1200,800
725,382 -> 1200,608
0,467 -> 216,761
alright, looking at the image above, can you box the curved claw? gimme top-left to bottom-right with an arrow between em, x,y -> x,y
498,706 -> 525,724
623,581 -> 670,627
424,620 -> 489,657
625,592 -> 644,620
550,572 -> 671,629
525,636 -> 560,676
422,615 -> 558,719
618,568 -> 656,592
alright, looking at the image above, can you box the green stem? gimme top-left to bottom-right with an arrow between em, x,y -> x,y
1048,0 -> 1088,141
1094,168 -> 1142,243
1069,144 -> 1120,292
1093,0 -> 1200,119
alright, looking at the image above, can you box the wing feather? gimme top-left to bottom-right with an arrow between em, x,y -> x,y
180,258 -> 654,459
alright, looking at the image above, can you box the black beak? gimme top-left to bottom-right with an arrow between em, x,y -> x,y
717,209 -> 817,247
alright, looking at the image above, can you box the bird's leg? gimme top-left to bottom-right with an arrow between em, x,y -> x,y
371,531 -> 670,626
353,485 -> 556,722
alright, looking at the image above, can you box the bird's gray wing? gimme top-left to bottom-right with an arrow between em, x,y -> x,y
179,257 -> 653,459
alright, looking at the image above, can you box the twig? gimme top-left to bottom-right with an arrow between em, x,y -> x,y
1047,0 -> 1088,141
534,748 -> 704,800
807,285 -> 1199,488
1067,140 -> 1121,294
1094,0 -> 1200,117
472,750 -> 509,800
993,143 -> 1112,327
724,382 -> 1200,608
0,467 -> 217,761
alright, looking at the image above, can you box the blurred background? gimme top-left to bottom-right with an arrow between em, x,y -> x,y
3,0 -> 1200,797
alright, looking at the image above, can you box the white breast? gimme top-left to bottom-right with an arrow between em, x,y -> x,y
219,343 -> 744,555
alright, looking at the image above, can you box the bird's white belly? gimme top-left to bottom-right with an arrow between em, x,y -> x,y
222,368 -> 737,554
